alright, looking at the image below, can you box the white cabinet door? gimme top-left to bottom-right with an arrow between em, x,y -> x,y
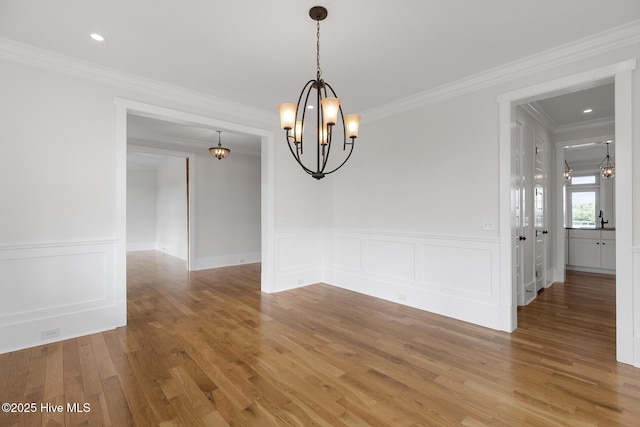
601,239 -> 616,270
568,238 -> 600,268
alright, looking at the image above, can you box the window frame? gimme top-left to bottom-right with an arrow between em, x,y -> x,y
566,172 -> 601,229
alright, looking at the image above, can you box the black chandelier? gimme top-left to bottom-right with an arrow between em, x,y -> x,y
599,141 -> 615,179
278,6 -> 361,180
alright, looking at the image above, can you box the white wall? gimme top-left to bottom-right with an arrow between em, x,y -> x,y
126,148 -> 261,268
1,31 -> 639,365
127,168 -> 157,251
156,158 -> 188,260
193,151 -> 262,269
0,60 -> 122,353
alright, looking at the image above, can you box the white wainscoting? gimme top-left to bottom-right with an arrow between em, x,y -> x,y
272,230 -> 322,293
322,230 -> 502,329
0,240 -> 121,354
633,248 -> 640,367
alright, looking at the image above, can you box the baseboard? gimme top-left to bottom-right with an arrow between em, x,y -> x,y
566,265 -> 615,275
126,242 -> 157,252
192,251 -> 261,271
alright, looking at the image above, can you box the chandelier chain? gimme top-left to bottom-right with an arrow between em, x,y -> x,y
316,20 -> 322,80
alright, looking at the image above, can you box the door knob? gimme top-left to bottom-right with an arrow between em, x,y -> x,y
519,236 -> 526,241
542,230 -> 548,234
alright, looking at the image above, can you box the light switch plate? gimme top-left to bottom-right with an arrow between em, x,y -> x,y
482,218 -> 496,231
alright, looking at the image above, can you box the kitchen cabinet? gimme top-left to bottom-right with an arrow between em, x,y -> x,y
567,229 -> 615,273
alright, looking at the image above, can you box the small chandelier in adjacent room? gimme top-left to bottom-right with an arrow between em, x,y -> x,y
209,130 -> 230,160
563,148 -> 572,182
278,6 -> 361,180
599,141 -> 615,179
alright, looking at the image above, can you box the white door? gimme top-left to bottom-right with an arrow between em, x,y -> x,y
533,132 -> 547,293
513,120 -> 526,306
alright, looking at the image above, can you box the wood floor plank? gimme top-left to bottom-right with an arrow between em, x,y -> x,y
1,251 -> 639,426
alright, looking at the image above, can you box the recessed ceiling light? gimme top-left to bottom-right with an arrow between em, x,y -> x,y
307,105 -> 315,110
90,33 -> 106,42
583,108 -> 593,113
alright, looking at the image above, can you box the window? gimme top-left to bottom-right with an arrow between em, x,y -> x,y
570,175 -> 596,185
569,190 -> 597,228
566,173 -> 600,228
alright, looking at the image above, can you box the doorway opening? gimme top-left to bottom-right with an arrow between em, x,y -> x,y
127,151 -> 190,269
512,81 -> 616,307
115,99 -> 277,329
497,59 -> 635,365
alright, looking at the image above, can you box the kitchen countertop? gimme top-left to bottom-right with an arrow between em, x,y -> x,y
565,227 -> 615,230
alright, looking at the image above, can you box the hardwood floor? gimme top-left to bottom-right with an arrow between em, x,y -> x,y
1,252 -> 639,426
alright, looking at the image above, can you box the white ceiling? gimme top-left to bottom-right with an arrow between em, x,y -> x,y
127,114 -> 262,157
1,1 -> 634,160
533,83 -> 614,127
2,0 -> 640,115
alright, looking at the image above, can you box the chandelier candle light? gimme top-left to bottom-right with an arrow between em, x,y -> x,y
563,148 -> 572,182
278,6 -> 361,180
210,130 -> 230,160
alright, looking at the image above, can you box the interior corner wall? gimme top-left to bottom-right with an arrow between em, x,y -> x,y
126,168 -> 158,251
269,127 -> 331,292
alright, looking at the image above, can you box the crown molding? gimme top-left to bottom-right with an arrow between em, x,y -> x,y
553,116 -> 615,136
0,37 -> 275,126
2,18 -> 639,127
362,19 -> 640,122
521,102 -> 556,130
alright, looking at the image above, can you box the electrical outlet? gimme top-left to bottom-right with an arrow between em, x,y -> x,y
482,218 -> 496,231
41,328 -> 60,340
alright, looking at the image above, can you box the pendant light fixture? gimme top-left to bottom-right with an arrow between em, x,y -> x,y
599,141 -> 615,179
563,148 -> 572,182
209,130 -> 230,160
278,6 -> 361,180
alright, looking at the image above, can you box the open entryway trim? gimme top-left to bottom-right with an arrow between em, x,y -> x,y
497,59 -> 636,365
114,98 -> 277,329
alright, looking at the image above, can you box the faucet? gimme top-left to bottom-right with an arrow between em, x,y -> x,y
599,210 -> 608,229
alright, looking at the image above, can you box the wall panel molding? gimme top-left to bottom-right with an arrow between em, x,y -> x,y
632,247 -> 640,367
323,230 -> 501,329
0,240 -> 120,354
272,230 -> 322,293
